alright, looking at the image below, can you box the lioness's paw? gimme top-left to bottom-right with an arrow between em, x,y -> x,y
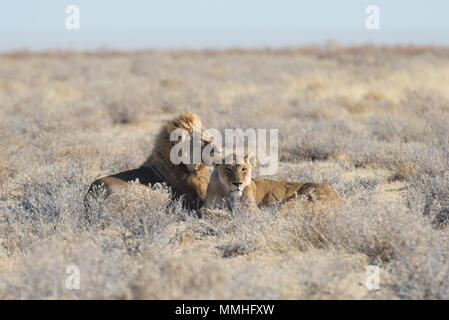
200,208 -> 229,217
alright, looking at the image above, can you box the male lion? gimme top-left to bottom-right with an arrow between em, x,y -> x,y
86,113 -> 217,210
201,153 -> 340,215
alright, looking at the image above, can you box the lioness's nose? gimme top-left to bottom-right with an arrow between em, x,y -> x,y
232,182 -> 242,187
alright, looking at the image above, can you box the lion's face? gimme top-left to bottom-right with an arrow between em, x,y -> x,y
215,154 -> 255,198
165,113 -> 219,172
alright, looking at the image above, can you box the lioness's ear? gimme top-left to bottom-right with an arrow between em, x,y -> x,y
213,156 -> 225,169
209,142 -> 216,157
244,153 -> 257,168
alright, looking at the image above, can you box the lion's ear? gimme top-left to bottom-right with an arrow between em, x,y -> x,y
166,122 -> 176,135
244,153 -> 257,168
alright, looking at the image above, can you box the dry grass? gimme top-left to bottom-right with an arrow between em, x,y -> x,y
1,45 -> 449,299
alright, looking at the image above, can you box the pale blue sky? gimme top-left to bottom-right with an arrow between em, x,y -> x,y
0,0 -> 448,50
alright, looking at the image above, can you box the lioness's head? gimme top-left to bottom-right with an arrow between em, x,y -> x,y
155,112 -> 219,172
214,153 -> 256,198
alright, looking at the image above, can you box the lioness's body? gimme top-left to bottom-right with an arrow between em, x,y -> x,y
86,113 -> 214,210
201,154 -> 340,214
251,178 -> 339,207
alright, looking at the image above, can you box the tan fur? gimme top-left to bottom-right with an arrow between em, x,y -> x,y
201,153 -> 341,215
86,113 -> 215,210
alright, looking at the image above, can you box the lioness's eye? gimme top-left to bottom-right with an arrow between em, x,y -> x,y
242,167 -> 247,171
225,168 -> 232,172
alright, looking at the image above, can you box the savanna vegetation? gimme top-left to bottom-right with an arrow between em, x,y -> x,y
0,45 -> 448,299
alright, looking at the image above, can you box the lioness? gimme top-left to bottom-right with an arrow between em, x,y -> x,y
201,153 -> 340,215
86,113 -> 218,210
